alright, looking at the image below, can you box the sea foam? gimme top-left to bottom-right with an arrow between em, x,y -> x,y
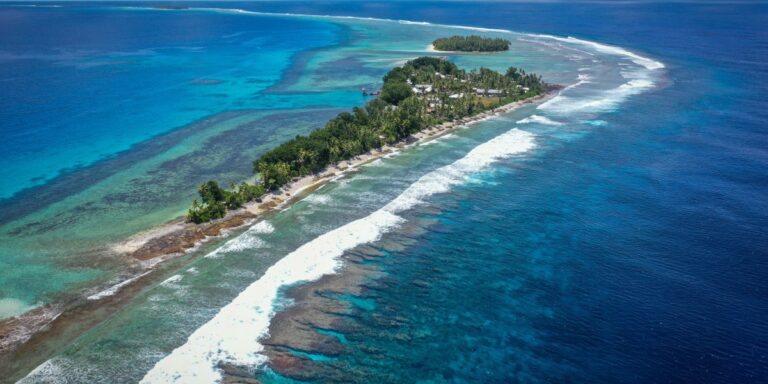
140,128 -> 536,383
302,194 -> 333,205
531,34 -> 665,71
538,78 -> 654,114
520,33 -> 663,116
86,271 -> 152,301
383,129 -> 536,213
516,115 -> 564,126
205,221 -> 274,259
18,358 -> 79,384
130,6 -> 515,36
161,275 -> 183,286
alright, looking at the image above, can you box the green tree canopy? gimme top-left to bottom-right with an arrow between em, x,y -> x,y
432,35 -> 510,52
199,180 -> 225,204
380,81 -> 414,105
187,56 -> 547,223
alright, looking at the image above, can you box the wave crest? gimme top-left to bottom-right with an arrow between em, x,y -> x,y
140,128 -> 536,383
516,115 -> 564,126
538,78 -> 654,114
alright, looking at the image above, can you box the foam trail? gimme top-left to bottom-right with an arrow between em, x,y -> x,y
547,73 -> 590,95
205,221 -> 274,259
538,78 -> 654,114
141,211 -> 403,384
140,128 -> 536,383
533,37 -> 659,115
86,271 -> 152,301
161,275 -> 183,286
384,129 -> 535,213
517,115 -> 564,126
302,194 -> 333,205
531,34 -> 664,70
520,33 -> 663,116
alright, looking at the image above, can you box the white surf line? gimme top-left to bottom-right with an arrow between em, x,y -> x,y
538,77 -> 656,115
232,9 -> 664,72
186,7 -> 512,34
161,274 -> 183,286
121,4 -> 667,121
529,34 -> 664,71
527,37 -> 662,115
135,6 -> 666,117
86,271 -> 152,301
140,127 -> 536,383
123,5 -> 664,73
205,220 -> 275,259
516,115 -> 564,126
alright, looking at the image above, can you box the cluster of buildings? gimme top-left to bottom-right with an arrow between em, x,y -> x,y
408,76 -> 529,97
412,83 -> 510,98
363,71 -> 530,99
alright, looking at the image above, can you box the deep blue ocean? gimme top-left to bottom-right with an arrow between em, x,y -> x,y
2,1 -> 767,383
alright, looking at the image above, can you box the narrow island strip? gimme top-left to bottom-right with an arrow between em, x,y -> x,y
431,35 -> 511,52
118,57 -> 557,262
0,56 -> 557,362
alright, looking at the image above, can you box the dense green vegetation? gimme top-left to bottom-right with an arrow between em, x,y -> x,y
187,57 -> 547,223
187,181 -> 265,223
432,35 -> 511,52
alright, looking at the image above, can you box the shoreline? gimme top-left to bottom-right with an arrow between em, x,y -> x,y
0,90 -> 556,373
116,90 -> 555,262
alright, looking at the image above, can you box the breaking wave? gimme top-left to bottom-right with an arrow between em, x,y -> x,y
86,271 -> 152,301
530,34 -> 664,71
517,115 -> 564,126
140,128 -> 536,383
63,7 -> 668,384
538,78 -> 655,114
205,221 -> 274,259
